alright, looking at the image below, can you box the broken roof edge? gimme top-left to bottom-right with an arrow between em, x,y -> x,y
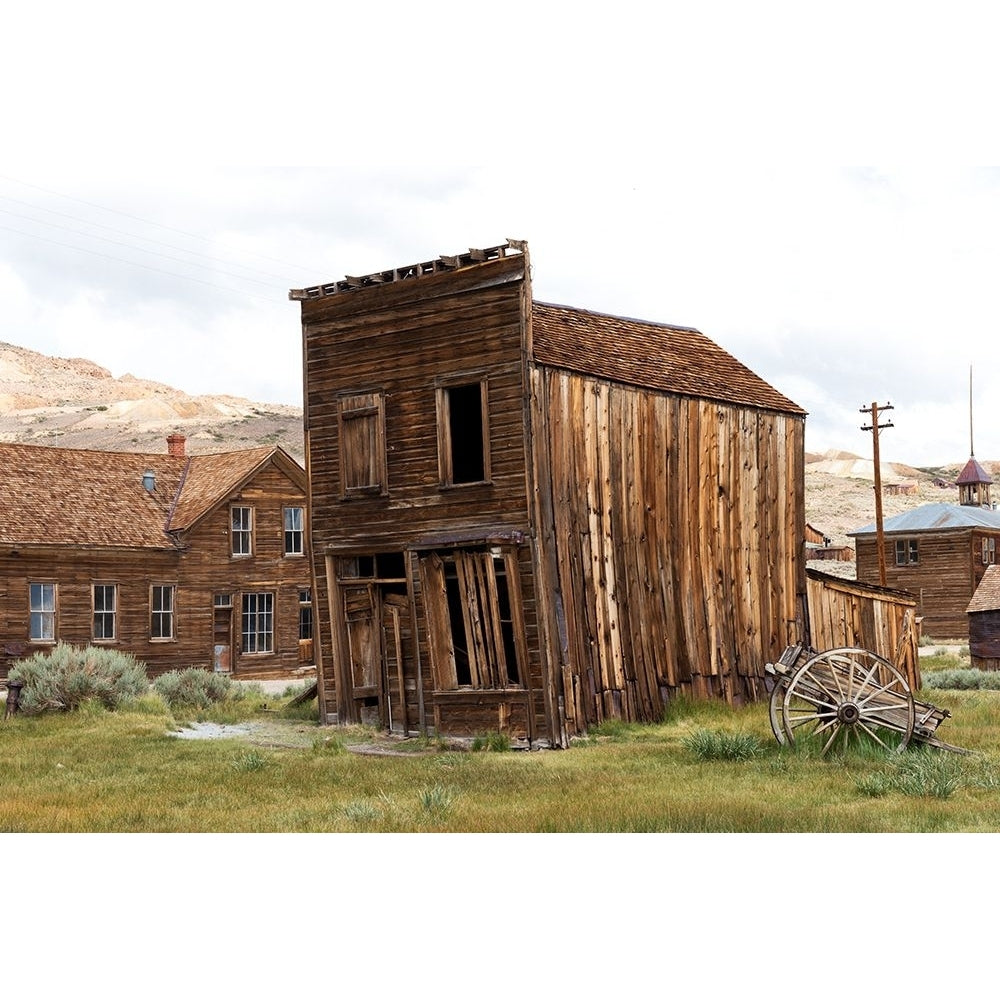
289,240 -> 527,300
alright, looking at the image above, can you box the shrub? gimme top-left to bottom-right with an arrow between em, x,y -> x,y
231,749 -> 270,773
471,731 -> 511,752
682,728 -> 763,761
922,669 -> 1000,691
154,668 -> 233,708
8,643 -> 148,715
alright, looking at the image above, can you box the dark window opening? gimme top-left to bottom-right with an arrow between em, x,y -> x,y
444,564 -> 472,686
492,557 -> 520,685
446,383 -> 485,483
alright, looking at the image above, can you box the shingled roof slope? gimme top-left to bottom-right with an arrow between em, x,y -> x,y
0,443 -> 186,548
968,564 -> 1000,613
166,446 -> 278,531
530,302 -> 805,415
0,443 -> 300,549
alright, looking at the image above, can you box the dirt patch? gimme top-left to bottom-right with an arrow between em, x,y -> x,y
167,716 -> 320,749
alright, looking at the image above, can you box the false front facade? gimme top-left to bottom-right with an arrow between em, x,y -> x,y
293,241 -> 807,745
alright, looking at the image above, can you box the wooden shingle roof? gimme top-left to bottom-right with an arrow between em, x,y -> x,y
530,302 -> 805,415
968,564 -> 1000,613
0,443 -> 300,550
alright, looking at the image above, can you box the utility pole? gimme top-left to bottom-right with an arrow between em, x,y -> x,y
861,401 -> 894,587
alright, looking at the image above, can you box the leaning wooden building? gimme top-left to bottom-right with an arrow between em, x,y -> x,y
292,241 -> 807,746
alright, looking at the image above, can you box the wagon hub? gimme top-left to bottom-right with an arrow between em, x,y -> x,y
837,701 -> 861,725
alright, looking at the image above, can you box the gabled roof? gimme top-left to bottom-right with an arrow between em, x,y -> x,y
956,456 -> 993,486
968,564 -> 1000,613
0,442 -> 303,550
530,302 -> 805,416
850,502 -> 1000,536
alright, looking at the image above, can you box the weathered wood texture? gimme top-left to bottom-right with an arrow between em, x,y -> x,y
299,244 -> 811,743
805,569 -> 921,690
530,369 -> 806,730
855,528 -> 1000,639
0,453 -> 310,679
302,255 -> 546,737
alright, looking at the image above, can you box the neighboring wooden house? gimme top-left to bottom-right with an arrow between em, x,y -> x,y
804,523 -> 854,562
850,484 -> 1000,639
967,563 -> 1000,670
292,240 -> 808,745
0,436 -> 313,679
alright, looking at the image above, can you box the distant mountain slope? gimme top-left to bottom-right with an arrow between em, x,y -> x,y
0,343 -> 990,551
0,341 -> 304,464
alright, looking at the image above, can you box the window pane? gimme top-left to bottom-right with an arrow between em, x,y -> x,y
242,592 -> 274,653
29,583 -> 56,640
232,506 -> 253,556
284,507 -> 304,555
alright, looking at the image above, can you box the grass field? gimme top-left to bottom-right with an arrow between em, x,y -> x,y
4,656 -> 1000,833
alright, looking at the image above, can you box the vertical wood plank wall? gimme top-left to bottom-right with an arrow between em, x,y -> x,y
804,570 -> 921,690
530,368 -> 807,734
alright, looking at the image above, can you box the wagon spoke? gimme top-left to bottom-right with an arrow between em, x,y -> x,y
857,680 -> 908,709
786,690 -> 838,712
855,719 -> 892,750
853,659 -> 881,700
821,723 -> 843,755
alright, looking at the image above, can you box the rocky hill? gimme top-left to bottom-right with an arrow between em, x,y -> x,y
0,341 -> 305,464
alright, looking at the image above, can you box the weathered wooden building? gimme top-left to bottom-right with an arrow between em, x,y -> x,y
0,437 -> 313,679
805,568 -> 921,689
967,564 -> 1000,670
851,497 -> 1000,639
292,241 -> 808,745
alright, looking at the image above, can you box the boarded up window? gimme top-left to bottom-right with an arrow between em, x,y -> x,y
338,391 -> 386,496
419,548 -> 523,690
436,377 -> 490,485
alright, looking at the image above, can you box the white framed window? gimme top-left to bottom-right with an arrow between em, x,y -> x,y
93,583 -> 117,641
151,585 -> 175,640
894,538 -> 919,566
29,582 -> 56,642
284,506 -> 305,556
231,505 -> 253,557
242,592 -> 274,654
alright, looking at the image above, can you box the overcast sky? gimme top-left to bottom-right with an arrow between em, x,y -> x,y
6,4 -> 1000,474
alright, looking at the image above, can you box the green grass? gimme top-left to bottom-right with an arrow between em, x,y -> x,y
4,680 -> 1000,832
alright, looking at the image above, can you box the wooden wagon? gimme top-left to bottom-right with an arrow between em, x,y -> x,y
764,645 -> 968,755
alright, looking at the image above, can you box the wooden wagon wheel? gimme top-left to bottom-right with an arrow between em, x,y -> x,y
780,647 -> 915,754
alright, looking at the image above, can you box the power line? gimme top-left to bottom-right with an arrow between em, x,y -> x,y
0,192 -> 297,284
0,222 -> 291,307
0,205 -> 284,290
0,172 -> 321,276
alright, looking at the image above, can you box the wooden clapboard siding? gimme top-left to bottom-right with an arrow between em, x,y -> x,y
0,449 -> 311,679
529,367 -> 806,729
805,569 -> 921,690
855,528 -> 1000,639
301,252 -> 545,736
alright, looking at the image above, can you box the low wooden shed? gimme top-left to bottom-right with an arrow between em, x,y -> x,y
967,563 -> 1000,670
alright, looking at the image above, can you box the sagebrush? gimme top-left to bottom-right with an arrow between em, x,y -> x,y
153,668 -> 236,708
8,643 -> 148,714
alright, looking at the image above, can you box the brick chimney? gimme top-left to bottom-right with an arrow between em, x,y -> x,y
167,433 -> 186,457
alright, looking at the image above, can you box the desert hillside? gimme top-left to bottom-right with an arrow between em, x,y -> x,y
0,342 -> 989,570
0,341 -> 304,464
